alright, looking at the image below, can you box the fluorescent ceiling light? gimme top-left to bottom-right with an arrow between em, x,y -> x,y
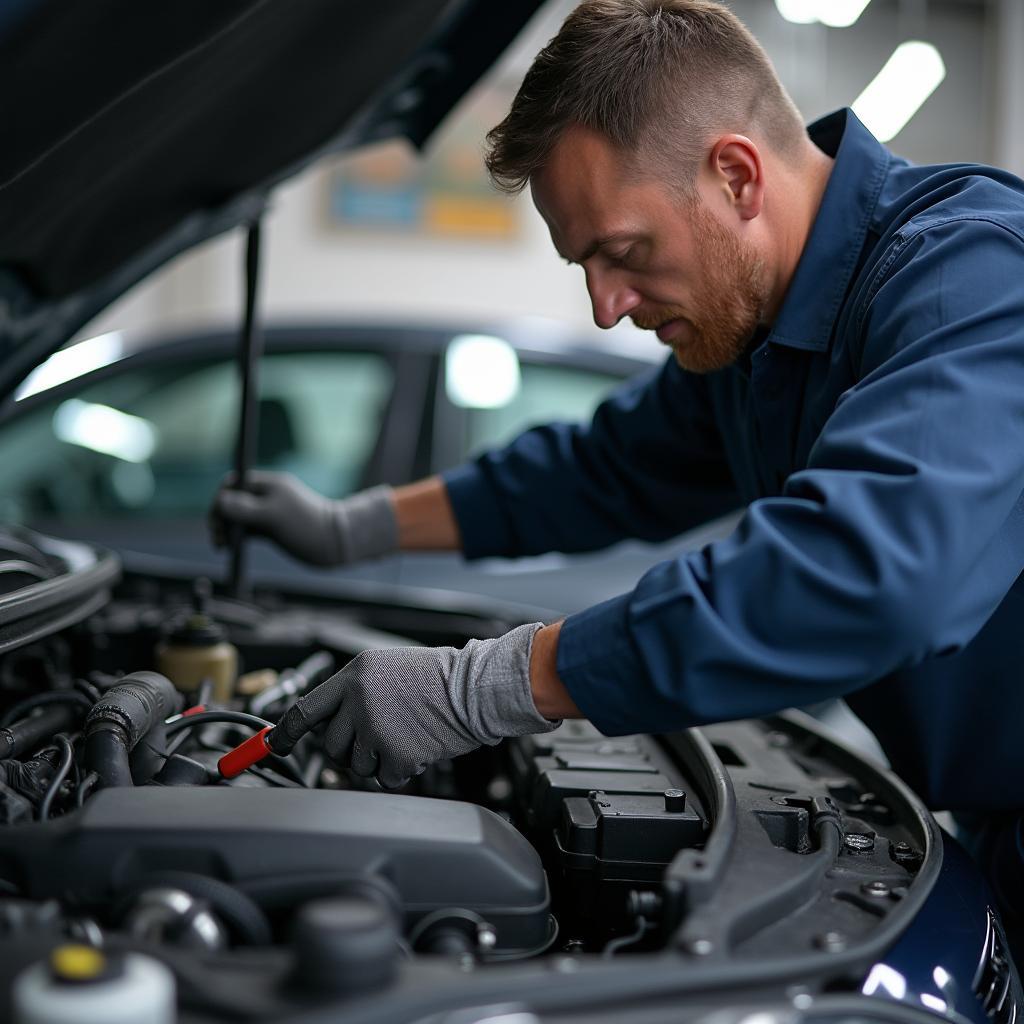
852,41 -> 946,143
445,335 -> 521,410
775,0 -> 818,24
53,399 -> 158,463
775,0 -> 872,27
15,331 -> 124,400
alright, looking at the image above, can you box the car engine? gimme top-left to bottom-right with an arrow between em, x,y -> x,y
0,526 -> 1017,1024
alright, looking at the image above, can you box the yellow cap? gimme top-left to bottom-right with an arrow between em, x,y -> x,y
50,944 -> 105,981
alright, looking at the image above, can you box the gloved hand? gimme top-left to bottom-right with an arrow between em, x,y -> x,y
270,623 -> 559,789
210,471 -> 397,567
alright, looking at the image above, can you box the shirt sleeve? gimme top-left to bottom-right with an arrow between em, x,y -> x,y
557,219 -> 1024,735
442,355 -> 740,559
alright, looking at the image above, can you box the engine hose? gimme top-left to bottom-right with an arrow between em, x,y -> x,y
0,690 -> 92,729
84,729 -> 133,789
85,672 -> 183,788
0,703 -> 80,760
118,871 -> 272,946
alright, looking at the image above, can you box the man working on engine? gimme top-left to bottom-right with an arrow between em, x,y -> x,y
213,0 -> 1024,931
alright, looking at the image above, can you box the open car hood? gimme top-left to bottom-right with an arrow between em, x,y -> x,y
0,0 -> 544,403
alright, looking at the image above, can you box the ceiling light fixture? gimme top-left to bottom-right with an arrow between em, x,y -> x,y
775,0 -> 873,28
852,40 -> 946,142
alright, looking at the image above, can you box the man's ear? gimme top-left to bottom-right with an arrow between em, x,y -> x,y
707,135 -> 764,221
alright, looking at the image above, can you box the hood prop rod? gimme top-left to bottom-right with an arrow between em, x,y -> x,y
228,218 -> 265,599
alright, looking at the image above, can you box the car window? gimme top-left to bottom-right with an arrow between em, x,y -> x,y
460,361 -> 622,459
0,350 -> 393,524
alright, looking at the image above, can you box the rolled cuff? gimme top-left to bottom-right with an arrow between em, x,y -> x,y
557,592 -> 685,737
442,463 -> 517,559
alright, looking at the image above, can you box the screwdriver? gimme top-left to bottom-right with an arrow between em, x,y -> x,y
216,652 -> 333,779
217,724 -> 300,779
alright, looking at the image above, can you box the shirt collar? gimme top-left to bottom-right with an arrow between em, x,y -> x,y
766,108 -> 890,353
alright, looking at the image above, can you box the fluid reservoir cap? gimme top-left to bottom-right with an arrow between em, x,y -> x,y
17,950 -> 175,1024
49,945 -> 121,986
163,577 -> 225,647
291,897 -> 399,994
163,612 -> 225,648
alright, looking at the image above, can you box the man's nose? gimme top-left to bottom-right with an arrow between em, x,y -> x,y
587,270 -> 641,329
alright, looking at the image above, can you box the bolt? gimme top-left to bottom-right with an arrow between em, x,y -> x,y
477,925 -> 497,950
862,881 -> 890,898
814,931 -> 847,952
843,832 -> 875,852
683,937 -> 714,956
889,840 -> 924,870
664,788 -> 687,812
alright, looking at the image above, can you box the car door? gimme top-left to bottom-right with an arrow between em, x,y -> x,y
395,339 -> 736,614
0,331 -> 427,586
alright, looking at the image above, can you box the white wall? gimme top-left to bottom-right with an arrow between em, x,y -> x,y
80,0 -> 1004,345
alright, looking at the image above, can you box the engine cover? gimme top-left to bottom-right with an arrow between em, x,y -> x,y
0,788 -> 550,952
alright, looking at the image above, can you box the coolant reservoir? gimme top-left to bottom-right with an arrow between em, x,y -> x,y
155,580 -> 238,702
13,945 -> 176,1024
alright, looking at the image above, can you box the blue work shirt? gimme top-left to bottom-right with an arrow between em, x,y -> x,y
444,109 -> 1024,813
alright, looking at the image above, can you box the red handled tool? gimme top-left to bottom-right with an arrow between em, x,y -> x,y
218,725 -> 275,779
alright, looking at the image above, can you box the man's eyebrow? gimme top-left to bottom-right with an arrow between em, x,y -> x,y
563,232 -> 636,264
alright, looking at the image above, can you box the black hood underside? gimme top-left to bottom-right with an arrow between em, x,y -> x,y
0,0 -> 543,399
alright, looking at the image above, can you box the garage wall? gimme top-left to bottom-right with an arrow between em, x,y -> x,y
81,0 -> 1002,343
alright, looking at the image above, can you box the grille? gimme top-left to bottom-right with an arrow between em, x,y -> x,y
974,909 -> 1021,1024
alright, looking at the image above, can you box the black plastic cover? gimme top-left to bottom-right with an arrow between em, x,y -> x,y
0,787 -> 550,952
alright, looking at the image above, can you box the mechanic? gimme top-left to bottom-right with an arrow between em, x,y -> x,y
213,0 -> 1024,943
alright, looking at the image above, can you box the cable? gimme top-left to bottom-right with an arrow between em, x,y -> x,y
38,734 -> 75,820
601,916 -> 652,958
0,559 -> 53,581
194,735 -> 308,788
302,750 -> 325,788
0,690 -> 92,728
76,771 -> 100,807
164,710 -> 273,739
74,677 -> 103,703
165,711 -> 307,786
246,763 -> 305,789
484,915 -> 561,962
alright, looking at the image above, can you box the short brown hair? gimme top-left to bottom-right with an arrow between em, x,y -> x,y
485,0 -> 806,195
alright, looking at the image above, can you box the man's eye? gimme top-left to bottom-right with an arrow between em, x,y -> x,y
607,242 -> 640,262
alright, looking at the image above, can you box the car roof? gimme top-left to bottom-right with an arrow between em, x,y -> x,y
4,317 -> 664,412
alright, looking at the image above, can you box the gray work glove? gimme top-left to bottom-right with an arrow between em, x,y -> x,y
210,470 -> 397,567
270,623 -> 559,789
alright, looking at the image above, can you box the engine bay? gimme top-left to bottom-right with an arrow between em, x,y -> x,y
0,528 -> 962,1022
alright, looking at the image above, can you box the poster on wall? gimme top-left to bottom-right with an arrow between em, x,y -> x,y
325,87 -> 519,241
